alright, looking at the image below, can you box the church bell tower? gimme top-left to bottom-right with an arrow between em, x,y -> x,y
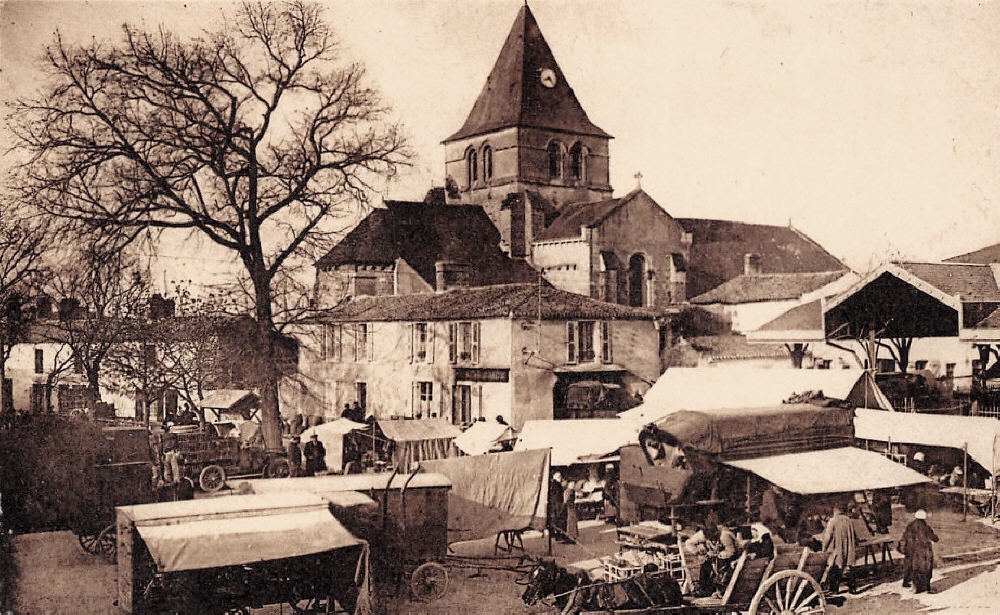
443,5 -> 613,222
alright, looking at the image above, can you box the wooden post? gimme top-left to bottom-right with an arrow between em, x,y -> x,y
745,475 -> 752,523
963,443 -> 969,523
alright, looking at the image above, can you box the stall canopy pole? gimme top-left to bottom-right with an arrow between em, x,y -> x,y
963,442 -> 969,523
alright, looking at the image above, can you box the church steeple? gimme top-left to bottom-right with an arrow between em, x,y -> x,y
443,5 -> 613,214
445,5 -> 610,143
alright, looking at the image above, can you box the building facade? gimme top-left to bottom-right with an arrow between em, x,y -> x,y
295,284 -> 660,429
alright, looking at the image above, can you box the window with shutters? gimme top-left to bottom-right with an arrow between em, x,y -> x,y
448,322 -> 480,364
322,324 -> 342,361
567,321 -> 602,363
413,381 -> 434,418
34,349 -> 44,374
411,322 -> 433,363
354,323 -> 373,361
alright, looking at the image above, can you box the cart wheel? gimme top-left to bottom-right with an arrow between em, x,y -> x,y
199,464 -> 226,492
265,457 -> 291,479
749,569 -> 826,615
77,532 -> 101,555
97,523 -> 117,563
410,562 -> 449,601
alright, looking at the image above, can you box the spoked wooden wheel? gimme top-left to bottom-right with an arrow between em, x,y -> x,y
410,561 -> 449,601
97,523 -> 117,563
77,532 -> 101,555
750,570 -> 826,615
199,464 -> 226,492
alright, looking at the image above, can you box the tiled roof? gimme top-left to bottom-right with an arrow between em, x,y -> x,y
677,219 -> 847,299
690,271 -> 847,305
536,190 -> 648,241
688,334 -> 789,361
895,262 -> 1000,302
945,242 -> 1000,264
316,283 -> 657,323
314,201 -> 539,288
444,5 -> 610,143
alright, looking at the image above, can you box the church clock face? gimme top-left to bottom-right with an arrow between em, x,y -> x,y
539,68 -> 557,88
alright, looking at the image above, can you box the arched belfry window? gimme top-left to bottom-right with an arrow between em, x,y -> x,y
547,141 -> 564,179
482,145 -> 493,181
628,253 -> 646,307
467,148 -> 478,187
570,142 -> 587,180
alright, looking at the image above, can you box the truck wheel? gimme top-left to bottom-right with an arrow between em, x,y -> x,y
199,464 -> 226,492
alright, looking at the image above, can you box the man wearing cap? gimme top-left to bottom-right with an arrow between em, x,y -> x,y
303,433 -> 327,476
900,510 -> 938,593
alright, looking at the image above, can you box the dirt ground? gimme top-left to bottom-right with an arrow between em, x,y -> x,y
9,505 -> 1000,614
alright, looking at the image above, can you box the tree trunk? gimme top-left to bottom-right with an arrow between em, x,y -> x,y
86,363 -> 102,409
251,271 -> 284,453
0,347 -> 8,415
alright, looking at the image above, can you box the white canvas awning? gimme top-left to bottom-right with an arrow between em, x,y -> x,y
137,509 -> 362,572
453,421 -> 516,456
514,419 -> 638,466
854,408 -> 1000,473
619,367 -> 890,425
724,446 -> 931,495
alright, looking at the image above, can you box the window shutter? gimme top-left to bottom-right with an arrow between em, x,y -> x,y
427,324 -> 435,363
354,324 -> 361,362
411,382 -> 418,418
320,326 -> 329,361
409,323 -> 415,363
471,322 -> 481,364
567,321 -> 577,364
367,323 -> 374,361
473,384 -> 482,421
334,325 -> 342,362
448,323 -> 458,364
601,321 -> 613,364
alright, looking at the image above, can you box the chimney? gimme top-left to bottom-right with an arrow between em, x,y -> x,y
744,253 -> 762,276
435,261 -> 471,292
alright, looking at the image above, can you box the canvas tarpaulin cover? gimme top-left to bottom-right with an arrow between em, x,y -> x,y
378,419 -> 461,470
420,449 -> 550,543
514,419 -> 639,466
854,408 -> 1000,473
137,509 -> 363,572
619,367 -> 889,425
654,404 -> 854,460
301,418 -> 367,474
453,420 -> 517,456
724,447 -> 932,495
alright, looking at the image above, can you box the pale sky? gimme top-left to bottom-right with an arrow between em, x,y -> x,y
3,0 -> 999,278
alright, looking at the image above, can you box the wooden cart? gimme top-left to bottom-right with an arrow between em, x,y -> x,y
168,425 -> 289,492
115,492 -> 370,614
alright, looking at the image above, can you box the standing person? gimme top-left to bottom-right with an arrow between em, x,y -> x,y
548,472 -> 566,542
821,506 -> 857,594
563,479 -> 579,543
900,509 -> 939,593
872,490 -> 893,534
745,523 -> 775,560
287,436 -> 303,477
759,484 -> 783,533
303,434 -> 327,476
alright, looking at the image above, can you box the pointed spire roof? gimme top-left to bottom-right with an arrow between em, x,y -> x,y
444,5 -> 611,143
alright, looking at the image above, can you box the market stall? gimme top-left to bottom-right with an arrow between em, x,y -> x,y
351,418 -> 461,472
301,417 -> 367,473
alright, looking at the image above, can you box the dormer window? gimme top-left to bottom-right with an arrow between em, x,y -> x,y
467,148 -> 478,187
570,142 -> 587,180
547,140 -> 564,179
482,145 -> 493,181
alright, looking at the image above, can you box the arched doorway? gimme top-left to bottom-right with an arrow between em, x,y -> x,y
628,253 -> 646,307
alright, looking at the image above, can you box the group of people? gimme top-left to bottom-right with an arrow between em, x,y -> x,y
684,519 -> 775,597
547,472 -> 580,544
285,433 -> 327,477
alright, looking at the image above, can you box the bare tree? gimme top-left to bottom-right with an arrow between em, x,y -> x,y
0,206 -> 47,415
9,1 -> 409,449
44,245 -> 150,409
